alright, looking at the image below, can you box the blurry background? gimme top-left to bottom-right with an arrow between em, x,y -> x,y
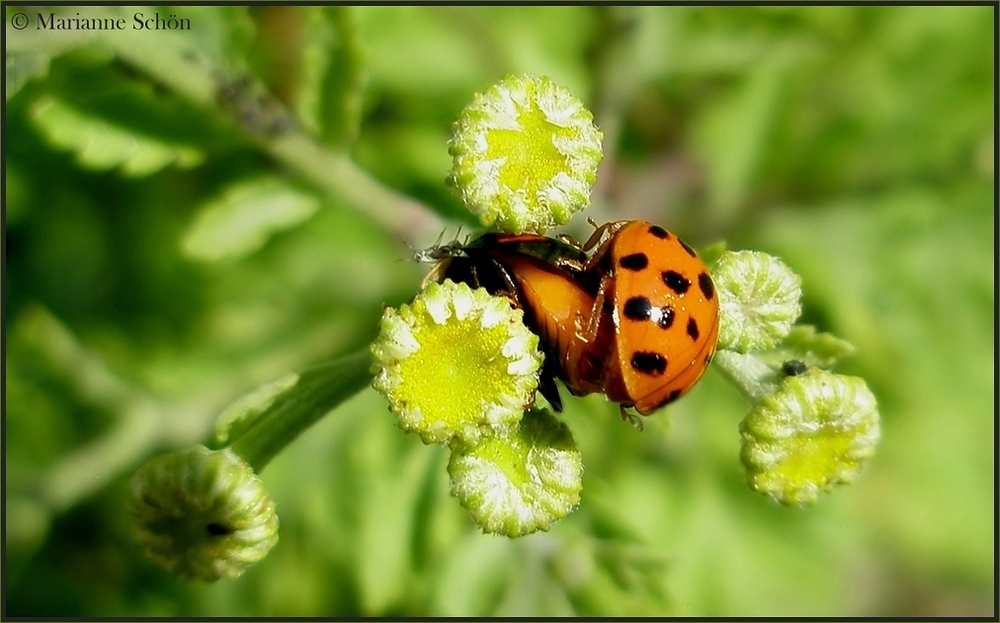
4,5 -> 994,617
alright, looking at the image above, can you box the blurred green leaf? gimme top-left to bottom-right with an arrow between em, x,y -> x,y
6,52 -> 52,100
356,6 -> 484,95
181,177 -> 320,262
29,97 -> 204,176
316,6 -> 367,149
766,325 -> 857,370
431,532 -> 515,615
693,64 -> 786,226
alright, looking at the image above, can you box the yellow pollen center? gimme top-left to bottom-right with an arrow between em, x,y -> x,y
485,89 -> 574,197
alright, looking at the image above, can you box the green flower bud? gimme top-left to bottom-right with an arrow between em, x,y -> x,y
448,74 -> 603,234
371,279 -> 544,446
129,445 -> 279,581
740,369 -> 880,506
448,409 -> 583,537
713,250 -> 802,353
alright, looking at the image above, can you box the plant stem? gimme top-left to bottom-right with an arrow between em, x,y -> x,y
264,133 -> 443,245
229,350 -> 374,472
711,350 -> 781,405
46,7 -> 446,247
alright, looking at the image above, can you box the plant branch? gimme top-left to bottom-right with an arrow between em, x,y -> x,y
13,6 -> 446,248
228,350 -> 374,472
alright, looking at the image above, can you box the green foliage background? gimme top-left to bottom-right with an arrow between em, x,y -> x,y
5,5 -> 994,617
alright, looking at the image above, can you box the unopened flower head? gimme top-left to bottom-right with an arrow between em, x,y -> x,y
129,445 -> 279,581
371,279 -> 544,446
448,408 -> 583,537
449,74 -> 603,234
713,250 -> 802,353
740,369 -> 880,506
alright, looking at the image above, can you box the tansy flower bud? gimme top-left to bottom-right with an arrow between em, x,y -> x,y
740,369 -> 880,506
129,445 -> 279,581
448,408 -> 583,537
713,250 -> 802,353
370,279 -> 544,446
448,74 -> 603,234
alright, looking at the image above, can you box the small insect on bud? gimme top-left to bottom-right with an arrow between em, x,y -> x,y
370,279 -> 544,447
129,445 -> 279,581
448,74 -> 603,234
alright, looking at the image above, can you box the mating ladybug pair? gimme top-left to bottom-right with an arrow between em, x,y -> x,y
422,220 -> 720,419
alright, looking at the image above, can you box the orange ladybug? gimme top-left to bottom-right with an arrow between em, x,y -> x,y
423,220 -> 719,418
576,220 -> 719,415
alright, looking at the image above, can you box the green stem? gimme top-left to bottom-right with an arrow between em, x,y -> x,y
228,350 -> 374,472
711,349 -> 782,405
264,132 -> 443,245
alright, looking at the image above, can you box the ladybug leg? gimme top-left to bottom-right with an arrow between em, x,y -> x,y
467,261 -> 482,289
552,250 -> 587,274
583,272 -> 612,343
555,233 -> 584,251
491,258 -> 521,302
579,220 -> 627,254
619,405 -> 644,432
537,361 -> 564,412
580,221 -> 629,273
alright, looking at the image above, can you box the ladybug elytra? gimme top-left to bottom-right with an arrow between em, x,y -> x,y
578,220 -> 719,415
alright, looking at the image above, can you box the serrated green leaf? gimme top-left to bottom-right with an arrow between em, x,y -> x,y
773,325 -> 857,369
29,97 -> 203,176
750,325 -> 858,371
181,178 -> 321,262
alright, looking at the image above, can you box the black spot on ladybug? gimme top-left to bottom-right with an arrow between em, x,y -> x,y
655,389 -> 682,409
624,297 -> 675,328
623,296 -> 652,321
620,252 -> 649,271
631,351 -> 667,375
678,238 -> 697,258
662,270 -> 690,294
782,360 -> 807,376
698,272 -> 715,300
655,305 -> 675,329
686,317 -> 700,341
648,225 -> 669,239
